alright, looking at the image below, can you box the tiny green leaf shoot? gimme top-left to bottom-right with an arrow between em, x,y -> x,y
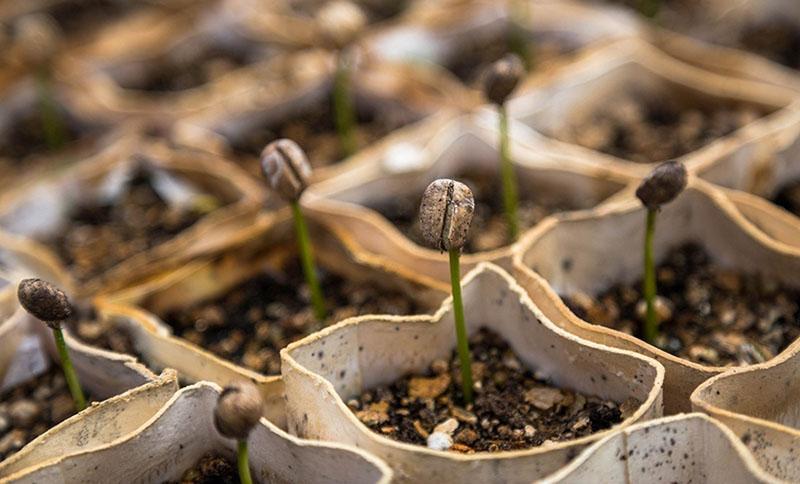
17,278 -> 86,411
214,381 -> 263,484
261,139 -> 326,321
484,54 -> 524,241
16,14 -> 65,151
317,1 -> 367,158
635,160 -> 687,344
419,179 -> 476,404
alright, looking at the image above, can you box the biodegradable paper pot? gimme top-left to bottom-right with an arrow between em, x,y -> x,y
0,369 -> 178,481
507,38 -> 799,176
513,178 -> 800,413
281,263 -> 664,483
173,59 -> 469,181
0,136 -> 264,296
363,0 -> 643,92
691,341 -> 800,481
539,413 -> 778,484
3,381 -> 393,484
97,218 -> 447,427
66,2 -> 333,123
305,112 -> 634,291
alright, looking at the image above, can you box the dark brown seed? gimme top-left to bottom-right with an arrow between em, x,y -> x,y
635,160 -> 688,210
483,54 -> 525,105
214,381 -> 263,440
17,278 -> 72,328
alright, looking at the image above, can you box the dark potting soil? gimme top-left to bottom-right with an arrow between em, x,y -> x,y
168,453 -> 238,484
117,42 -> 263,93
772,179 -> 800,216
371,171 -> 585,253
738,20 -> 800,70
63,308 -> 140,359
46,0 -> 138,36
227,94 -> 420,171
162,260 -> 424,376
288,0 -> 409,24
44,166 -> 218,283
350,328 -> 628,452
555,93 -> 765,164
563,243 -> 800,366
446,36 -> 568,87
0,366 -> 94,461
0,104 -> 89,161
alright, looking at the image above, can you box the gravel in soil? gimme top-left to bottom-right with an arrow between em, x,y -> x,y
0,367 -> 94,461
370,171 -> 587,253
162,259 -> 424,376
168,453 -> 238,484
563,243 -> 800,366
226,94 -> 420,172
43,165 -> 220,283
350,328 -> 630,452
63,304 -> 140,359
554,92 -> 765,163
738,20 -> 800,70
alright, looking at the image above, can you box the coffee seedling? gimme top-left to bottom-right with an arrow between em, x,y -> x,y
484,54 -> 525,240
635,160 -> 687,344
507,0 -> 533,70
419,179 -> 476,404
261,138 -> 326,320
16,14 -> 65,150
317,1 -> 367,158
17,278 -> 86,411
214,381 -> 263,484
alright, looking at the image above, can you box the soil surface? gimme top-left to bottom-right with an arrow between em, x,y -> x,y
169,453 -> 238,484
44,165 -> 219,283
117,41 -> 266,93
739,20 -> 800,70
47,0 -> 139,36
162,259 -> 424,375
446,36 -> 568,87
227,94 -> 420,172
555,92 -> 764,164
350,328 -> 629,452
63,305 -> 140,358
371,171 -> 588,253
563,243 -> 800,366
288,0 -> 409,24
0,367 -> 93,461
0,104 -> 88,161
772,179 -> 800,216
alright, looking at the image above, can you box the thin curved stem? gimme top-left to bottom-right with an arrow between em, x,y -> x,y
449,248 -> 473,405
333,52 -> 357,158
643,208 -> 658,344
237,439 -> 253,484
53,327 -> 86,411
499,104 -> 519,241
292,201 -> 326,321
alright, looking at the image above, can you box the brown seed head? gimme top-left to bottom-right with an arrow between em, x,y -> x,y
214,381 -> 263,440
15,14 -> 60,68
316,0 -> 367,48
483,54 -> 525,105
635,160 -> 688,210
419,179 -> 474,252
17,278 -> 72,329
261,139 -> 313,201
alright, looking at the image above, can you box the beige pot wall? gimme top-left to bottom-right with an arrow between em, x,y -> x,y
691,340 -> 800,481
305,112 -> 634,291
508,38 -> 799,176
4,382 -> 393,484
282,264 -> 664,483
0,136 -> 265,297
513,179 -> 800,413
538,413 -> 779,484
0,370 -> 178,481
